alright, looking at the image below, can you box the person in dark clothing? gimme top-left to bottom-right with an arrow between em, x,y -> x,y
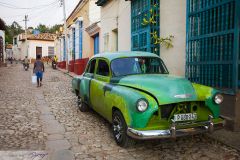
33,55 -> 45,87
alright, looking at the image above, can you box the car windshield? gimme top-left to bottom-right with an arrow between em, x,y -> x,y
111,57 -> 169,77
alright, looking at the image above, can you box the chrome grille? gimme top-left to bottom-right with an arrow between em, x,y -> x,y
160,102 -> 202,120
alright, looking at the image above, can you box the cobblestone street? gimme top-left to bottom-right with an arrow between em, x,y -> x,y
0,63 -> 240,160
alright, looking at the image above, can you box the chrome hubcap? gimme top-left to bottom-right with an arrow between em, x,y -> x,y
113,116 -> 123,141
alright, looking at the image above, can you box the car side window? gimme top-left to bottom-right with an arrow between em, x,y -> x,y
86,59 -> 96,74
96,60 -> 109,76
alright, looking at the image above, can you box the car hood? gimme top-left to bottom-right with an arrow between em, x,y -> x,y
111,74 -> 198,105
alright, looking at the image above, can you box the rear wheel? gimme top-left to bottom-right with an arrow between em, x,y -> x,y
77,95 -> 89,112
112,110 -> 135,147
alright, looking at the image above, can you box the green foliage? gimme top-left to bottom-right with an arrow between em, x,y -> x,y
5,21 -> 24,44
35,24 -> 62,34
150,32 -> 174,49
36,24 -> 49,33
49,24 -> 62,34
142,4 -> 174,49
141,4 -> 158,26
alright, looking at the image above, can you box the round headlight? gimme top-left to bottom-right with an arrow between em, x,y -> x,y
214,94 -> 224,104
137,99 -> 148,112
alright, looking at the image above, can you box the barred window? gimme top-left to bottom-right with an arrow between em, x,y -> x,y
48,46 -> 54,56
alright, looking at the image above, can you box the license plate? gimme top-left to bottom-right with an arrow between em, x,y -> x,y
174,113 -> 197,121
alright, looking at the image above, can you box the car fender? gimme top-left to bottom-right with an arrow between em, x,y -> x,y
104,84 -> 159,129
192,83 -> 220,118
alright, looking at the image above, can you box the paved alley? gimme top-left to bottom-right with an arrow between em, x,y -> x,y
0,63 -> 240,160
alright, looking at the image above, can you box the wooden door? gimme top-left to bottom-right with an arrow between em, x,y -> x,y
36,47 -> 42,58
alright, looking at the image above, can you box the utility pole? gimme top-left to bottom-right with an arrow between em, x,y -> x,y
60,0 -> 68,71
23,15 -> 29,58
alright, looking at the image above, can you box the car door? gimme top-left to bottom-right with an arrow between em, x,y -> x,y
80,59 -> 96,106
90,58 -> 111,117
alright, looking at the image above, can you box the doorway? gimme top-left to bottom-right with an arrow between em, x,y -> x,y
36,47 -> 42,58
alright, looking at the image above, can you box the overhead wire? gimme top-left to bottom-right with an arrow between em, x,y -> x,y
2,0 -> 60,27
0,0 -> 58,10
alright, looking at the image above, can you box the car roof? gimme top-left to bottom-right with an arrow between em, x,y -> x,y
92,51 -> 159,61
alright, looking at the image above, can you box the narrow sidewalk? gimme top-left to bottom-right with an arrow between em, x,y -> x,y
35,90 -> 74,160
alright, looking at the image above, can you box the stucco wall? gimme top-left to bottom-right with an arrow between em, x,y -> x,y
160,0 -> 186,77
28,40 -> 54,59
99,0 -> 131,52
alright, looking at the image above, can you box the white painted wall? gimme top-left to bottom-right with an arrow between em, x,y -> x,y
160,0 -> 186,77
0,30 -> 6,63
99,0 -> 131,52
54,38 -> 61,61
28,40 -> 55,59
12,35 -> 27,60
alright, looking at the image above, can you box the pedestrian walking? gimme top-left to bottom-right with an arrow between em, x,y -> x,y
33,55 -> 45,87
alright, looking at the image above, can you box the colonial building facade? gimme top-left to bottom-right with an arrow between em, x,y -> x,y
12,33 -> 56,62
57,0 -> 100,74
66,0 -> 100,58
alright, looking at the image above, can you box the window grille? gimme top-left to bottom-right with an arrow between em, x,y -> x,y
131,0 -> 160,55
186,0 -> 240,93
48,46 -> 54,57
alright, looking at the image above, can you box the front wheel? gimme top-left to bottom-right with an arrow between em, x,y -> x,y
112,110 -> 135,148
77,95 -> 89,112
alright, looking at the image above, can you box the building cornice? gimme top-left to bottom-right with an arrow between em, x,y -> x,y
66,0 -> 88,26
85,21 -> 100,36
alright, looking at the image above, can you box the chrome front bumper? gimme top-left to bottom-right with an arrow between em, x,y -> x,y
127,115 -> 225,140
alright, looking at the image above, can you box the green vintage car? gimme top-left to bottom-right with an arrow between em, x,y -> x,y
72,51 -> 225,147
